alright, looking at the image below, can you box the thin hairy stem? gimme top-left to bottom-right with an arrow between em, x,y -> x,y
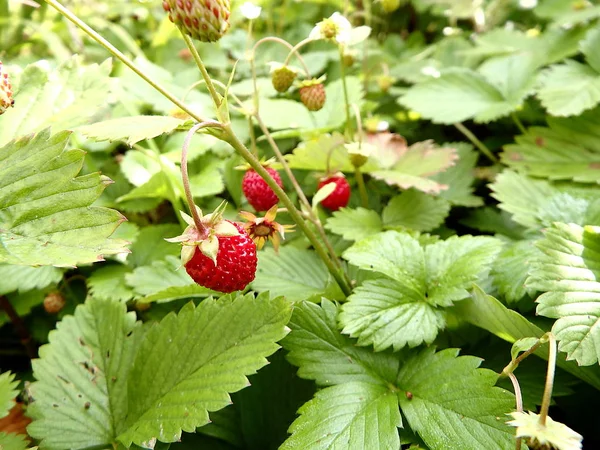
182,79 -> 245,109
511,112 -> 526,134
252,36 -> 311,76
339,46 -> 353,138
284,37 -> 314,67
539,334 -> 557,426
508,373 -> 523,450
355,168 -> 369,208
454,122 -> 499,164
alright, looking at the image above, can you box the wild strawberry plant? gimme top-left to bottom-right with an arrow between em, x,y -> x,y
1,0 -> 600,449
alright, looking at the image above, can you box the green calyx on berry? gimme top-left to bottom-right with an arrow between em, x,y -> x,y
297,76 -> 327,111
0,61 -> 15,115
162,0 -> 231,43
269,62 -> 298,93
166,201 -> 239,265
345,142 -> 374,169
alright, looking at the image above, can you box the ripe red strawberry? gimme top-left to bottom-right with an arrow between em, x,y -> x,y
184,221 -> 257,293
242,168 -> 283,212
162,0 -> 231,43
43,292 -> 66,314
318,175 -> 351,211
299,79 -> 326,111
0,61 -> 14,115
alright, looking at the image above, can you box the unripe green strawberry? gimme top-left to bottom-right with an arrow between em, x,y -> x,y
0,61 -> 14,115
162,0 -> 231,43
298,79 -> 326,111
381,0 -> 401,13
270,63 -> 297,93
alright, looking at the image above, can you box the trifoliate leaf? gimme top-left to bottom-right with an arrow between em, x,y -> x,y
0,432 -> 29,450
341,231 -> 501,350
281,382 -> 401,450
0,372 -> 19,419
325,208 -> 383,241
0,265 -> 62,295
536,60 -> 600,117
527,223 -> 600,366
508,411 -> 583,450
118,292 -> 291,446
87,264 -> 134,302
0,130 -> 129,267
501,109 -> 600,183
77,116 -> 188,147
27,299 -> 144,450
0,57 -> 114,147
282,300 -> 400,386
397,347 -> 516,450
252,247 -> 339,302
431,142 -> 482,207
382,190 -> 450,232
491,239 -> 542,304
400,68 -> 519,124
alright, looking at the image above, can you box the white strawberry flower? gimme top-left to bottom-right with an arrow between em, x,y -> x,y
240,2 -> 262,20
309,12 -> 352,44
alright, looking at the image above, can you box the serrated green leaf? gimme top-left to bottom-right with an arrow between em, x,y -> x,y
312,77 -> 364,129
27,299 -> 144,450
0,265 -> 62,295
128,224 -> 181,267
0,57 -> 114,147
0,130 -> 128,267
0,432 -> 29,450
87,265 -> 134,302
126,255 -> 195,297
382,190 -> 450,232
77,116 -> 187,147
536,60 -> 600,117
400,68 -> 517,124
431,142 -> 482,207
282,300 -> 399,386
139,284 -> 216,304
491,240 -> 541,304
286,133 -> 355,173
527,223 -> 600,366
451,286 -> 600,390
325,208 -> 383,241
120,150 -> 162,187
397,347 -> 516,450
0,372 -> 19,419
477,52 -> 539,103
118,292 -> 291,446
501,110 -> 600,183
252,247 -> 338,302
281,382 -> 401,450
581,27 -> 600,73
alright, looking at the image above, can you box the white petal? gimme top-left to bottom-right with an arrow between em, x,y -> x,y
240,2 -> 262,19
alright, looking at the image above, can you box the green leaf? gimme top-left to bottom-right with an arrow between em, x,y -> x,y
451,286 -> 600,390
382,190 -> 450,232
27,299 -> 144,450
313,76 -> 364,129
77,116 -> 188,147
126,255 -> 196,297
527,223 -> 600,366
0,265 -> 62,295
501,110 -> 600,183
118,292 -> 291,446
0,57 -> 114,147
139,284 -> 216,304
340,278 -> 446,350
252,247 -> 338,302
325,208 -> 383,241
491,240 -> 541,304
128,224 -> 181,267
0,433 -> 29,450
87,264 -> 134,302
397,347 -> 516,450
281,382 -> 401,450
282,300 -> 400,386
511,337 -> 541,361
286,133 -> 355,173
120,150 -> 162,187
0,290 -> 45,328
581,27 -> 600,74
536,61 -> 600,117
400,68 -> 518,124
0,372 -> 19,418
0,130 -> 128,267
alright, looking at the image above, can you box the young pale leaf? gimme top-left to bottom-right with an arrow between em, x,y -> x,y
527,223 -> 600,366
536,61 -> 600,117
77,116 -> 188,147
118,292 -> 291,446
252,247 -> 340,302
451,286 -> 600,390
0,57 -> 114,147
382,190 -> 450,232
0,372 -> 19,418
286,133 -> 358,173
281,382 -> 401,450
491,239 -> 541,304
501,110 -> 600,183
581,27 -> 600,73
27,299 -> 143,450
397,347 -> 516,450
0,432 -> 29,450
325,207 -> 383,241
282,300 -> 399,386
87,264 -> 134,302
0,265 -> 62,295
0,130 -> 128,267
400,68 -> 516,124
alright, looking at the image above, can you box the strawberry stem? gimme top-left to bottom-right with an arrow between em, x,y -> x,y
182,121 -> 223,237
252,37 -> 311,77
539,333 -> 557,427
